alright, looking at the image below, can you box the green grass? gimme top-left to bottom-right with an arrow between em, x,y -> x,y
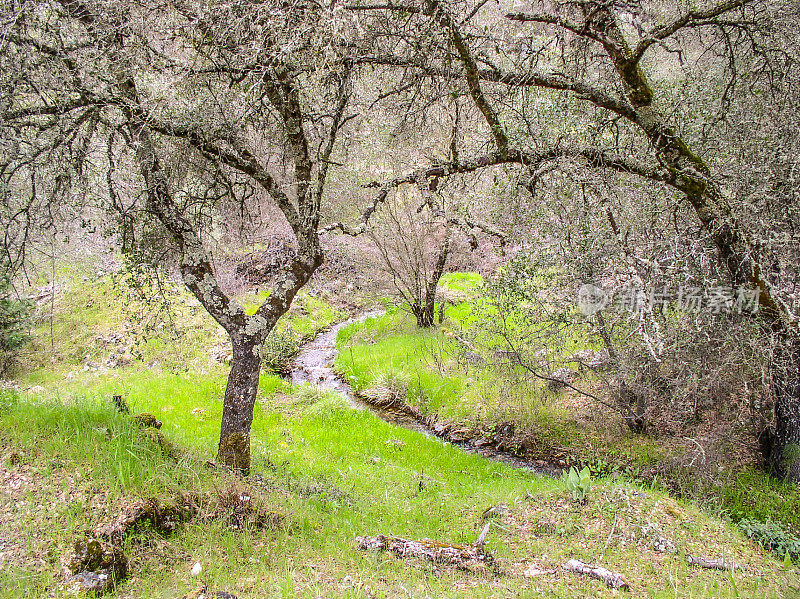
333,278 -> 800,539
1,380 -> 796,598
1,271 -> 797,597
335,304 -> 618,451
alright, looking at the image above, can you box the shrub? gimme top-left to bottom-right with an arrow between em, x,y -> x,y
738,518 -> 800,561
261,329 -> 299,375
0,273 -> 32,374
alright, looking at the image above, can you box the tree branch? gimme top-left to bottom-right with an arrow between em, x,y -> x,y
631,0 -> 755,63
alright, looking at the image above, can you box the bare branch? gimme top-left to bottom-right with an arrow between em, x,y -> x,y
632,0 -> 755,62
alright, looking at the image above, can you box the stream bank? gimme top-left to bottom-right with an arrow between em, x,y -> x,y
290,312 -> 560,476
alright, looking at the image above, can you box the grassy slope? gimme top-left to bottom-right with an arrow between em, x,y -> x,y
334,280 -> 664,474
334,275 -> 800,537
0,274 -> 797,598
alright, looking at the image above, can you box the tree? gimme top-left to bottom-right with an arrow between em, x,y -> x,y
369,189 -> 452,328
343,0 -> 800,479
0,266 -> 31,375
1,0 -> 355,471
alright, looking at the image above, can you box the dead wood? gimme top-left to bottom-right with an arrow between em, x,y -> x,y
686,555 -> 743,570
562,559 -> 630,590
356,534 -> 494,571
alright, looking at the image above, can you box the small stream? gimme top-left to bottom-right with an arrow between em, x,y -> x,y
290,312 -> 558,476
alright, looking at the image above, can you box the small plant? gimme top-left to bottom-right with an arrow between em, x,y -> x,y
562,466 -> 592,503
0,271 -> 32,374
738,518 -> 800,562
261,329 -> 300,375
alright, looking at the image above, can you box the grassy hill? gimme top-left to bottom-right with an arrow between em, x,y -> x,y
0,273 -> 797,598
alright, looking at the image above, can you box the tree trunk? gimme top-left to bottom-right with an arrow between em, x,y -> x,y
218,334 -> 262,473
595,312 -> 648,433
412,302 -> 436,328
595,9 -> 800,479
413,223 -> 451,329
767,337 -> 800,479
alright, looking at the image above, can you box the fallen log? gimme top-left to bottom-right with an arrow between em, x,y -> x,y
686,555 -> 742,570
356,534 -> 494,571
562,559 -> 630,590
96,496 -> 197,543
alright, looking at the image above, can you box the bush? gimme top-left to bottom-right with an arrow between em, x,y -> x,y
261,329 -> 299,375
738,518 -> 800,561
0,273 -> 32,374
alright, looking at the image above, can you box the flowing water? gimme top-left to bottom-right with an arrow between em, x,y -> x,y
290,312 -> 558,476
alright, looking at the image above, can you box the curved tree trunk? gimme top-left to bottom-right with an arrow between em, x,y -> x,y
594,8 -> 800,479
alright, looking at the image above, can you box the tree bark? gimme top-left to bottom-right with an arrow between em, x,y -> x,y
769,337 -> 800,479
218,335 -> 263,473
413,224 -> 451,328
593,7 -> 800,479
412,303 -> 436,328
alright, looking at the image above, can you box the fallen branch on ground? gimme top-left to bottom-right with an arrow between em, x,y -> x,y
686,555 -> 742,570
562,559 -> 630,590
356,534 -> 494,571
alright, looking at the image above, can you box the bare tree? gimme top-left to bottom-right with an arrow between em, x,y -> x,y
369,190 -> 452,327
340,0 -> 800,480
1,0 -> 355,471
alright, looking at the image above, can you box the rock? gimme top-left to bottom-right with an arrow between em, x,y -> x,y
547,368 -> 577,388
67,538 -> 128,595
130,413 -> 162,429
448,428 -> 472,442
494,422 -> 515,437
652,536 -> 676,553
432,422 -> 451,436
67,570 -> 114,594
587,349 -> 611,369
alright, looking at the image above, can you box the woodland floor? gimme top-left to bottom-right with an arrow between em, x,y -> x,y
0,268 -> 798,598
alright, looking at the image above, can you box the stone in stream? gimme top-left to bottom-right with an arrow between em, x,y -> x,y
432,422 -> 451,436
448,428 -> 473,442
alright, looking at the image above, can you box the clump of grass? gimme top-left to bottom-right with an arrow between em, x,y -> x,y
717,468 -> 800,531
